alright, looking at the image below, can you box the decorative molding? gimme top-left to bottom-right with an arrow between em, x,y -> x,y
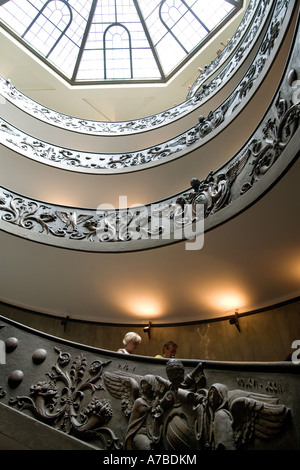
0,313 -> 297,450
0,0 -> 298,253
0,185 -> 202,251
103,361 -> 291,450
0,0 -> 294,174
0,0 -> 261,136
186,0 -> 268,98
0,69 -> 299,251
9,346 -> 121,449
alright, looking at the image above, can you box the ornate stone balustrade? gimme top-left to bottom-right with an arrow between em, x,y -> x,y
0,315 -> 299,450
0,0 -> 295,175
186,0 -> 262,97
0,12 -> 299,252
0,0 -> 270,137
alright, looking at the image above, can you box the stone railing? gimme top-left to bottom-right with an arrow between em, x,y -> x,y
0,0 -> 269,137
186,0 -> 263,98
0,315 -> 299,451
0,0 -> 295,174
0,10 -> 299,253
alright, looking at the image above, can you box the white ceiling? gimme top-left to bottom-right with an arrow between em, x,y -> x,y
0,5 -> 245,122
0,1 -> 299,326
0,157 -> 299,324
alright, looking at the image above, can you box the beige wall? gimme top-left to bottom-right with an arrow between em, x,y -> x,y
1,298 -> 299,362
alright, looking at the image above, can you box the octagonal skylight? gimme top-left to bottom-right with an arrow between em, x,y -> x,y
0,0 -> 241,84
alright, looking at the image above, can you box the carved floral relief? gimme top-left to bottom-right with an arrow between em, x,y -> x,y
7,347 -> 122,449
0,84 -> 298,250
0,0 -> 293,172
0,0 -> 260,135
3,350 -> 292,451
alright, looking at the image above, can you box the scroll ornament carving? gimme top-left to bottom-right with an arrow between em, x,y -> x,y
0,82 -> 299,249
0,0 -> 291,173
104,360 -> 291,451
1,351 -> 293,450
176,86 -> 300,217
188,0 -> 271,100
9,347 -> 122,449
241,91 -> 300,192
0,191 -> 167,243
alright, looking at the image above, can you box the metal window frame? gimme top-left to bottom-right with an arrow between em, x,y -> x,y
22,0 -> 73,59
0,0 -> 243,85
103,22 -> 133,79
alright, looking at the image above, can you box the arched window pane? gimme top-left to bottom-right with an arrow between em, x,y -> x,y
23,1 -> 72,58
104,25 -> 132,79
0,0 -> 241,83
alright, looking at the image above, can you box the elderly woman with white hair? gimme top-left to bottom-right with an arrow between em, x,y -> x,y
117,332 -> 142,354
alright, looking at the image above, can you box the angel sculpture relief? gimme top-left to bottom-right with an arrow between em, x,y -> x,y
125,374 -> 158,450
103,371 -> 158,450
103,360 -> 291,451
103,360 -> 207,451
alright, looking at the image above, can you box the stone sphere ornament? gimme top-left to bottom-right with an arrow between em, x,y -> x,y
32,348 -> 47,365
5,337 -> 18,353
8,370 -> 24,388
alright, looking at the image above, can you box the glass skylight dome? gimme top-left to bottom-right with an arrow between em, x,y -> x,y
0,0 -> 241,84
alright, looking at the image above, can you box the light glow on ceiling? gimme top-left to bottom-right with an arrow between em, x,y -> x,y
199,285 -> 249,314
212,292 -> 246,312
112,288 -> 166,318
128,298 -> 164,317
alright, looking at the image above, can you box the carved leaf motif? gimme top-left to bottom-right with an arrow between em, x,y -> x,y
9,348 -> 117,448
241,99 -> 300,192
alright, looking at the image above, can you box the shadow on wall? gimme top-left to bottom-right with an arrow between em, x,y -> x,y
0,298 -> 300,362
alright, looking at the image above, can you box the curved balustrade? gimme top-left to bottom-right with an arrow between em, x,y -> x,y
0,0 -> 295,175
0,315 -> 299,450
0,15 -> 299,253
0,0 -> 270,139
186,0 -> 262,97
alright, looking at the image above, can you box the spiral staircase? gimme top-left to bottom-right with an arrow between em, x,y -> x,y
0,0 -> 299,451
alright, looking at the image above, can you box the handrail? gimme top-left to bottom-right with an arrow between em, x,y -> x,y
0,0 -> 295,174
0,8 -> 299,252
0,0 -> 265,136
0,313 -> 299,450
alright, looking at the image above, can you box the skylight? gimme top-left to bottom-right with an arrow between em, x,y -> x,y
0,0 -> 241,84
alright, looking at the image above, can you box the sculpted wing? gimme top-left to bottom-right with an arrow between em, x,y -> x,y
229,390 -> 290,446
103,371 -> 141,417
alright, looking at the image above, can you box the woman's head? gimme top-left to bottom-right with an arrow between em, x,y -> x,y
123,332 -> 142,353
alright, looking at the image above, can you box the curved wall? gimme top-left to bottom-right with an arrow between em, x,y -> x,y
0,0 -> 293,174
0,3 -> 298,252
0,1 -> 298,326
1,311 -> 299,451
1,297 -> 299,362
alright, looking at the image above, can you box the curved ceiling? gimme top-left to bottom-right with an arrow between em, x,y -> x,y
0,158 -> 299,324
0,1 -> 247,121
0,0 -> 299,326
